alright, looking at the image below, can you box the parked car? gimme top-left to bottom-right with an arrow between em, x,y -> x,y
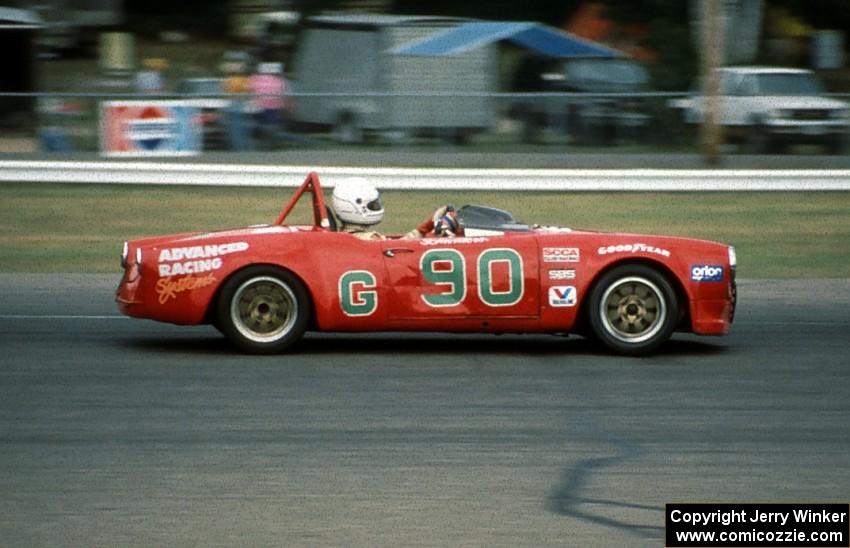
670,67 -> 850,153
117,172 -> 737,356
510,56 -> 651,144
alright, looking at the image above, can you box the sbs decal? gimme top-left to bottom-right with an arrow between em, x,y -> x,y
339,270 -> 378,316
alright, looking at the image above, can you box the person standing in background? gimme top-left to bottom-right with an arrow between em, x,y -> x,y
249,62 -> 287,150
222,54 -> 253,151
136,58 -> 167,94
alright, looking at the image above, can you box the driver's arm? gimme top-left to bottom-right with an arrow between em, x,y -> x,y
402,206 -> 457,239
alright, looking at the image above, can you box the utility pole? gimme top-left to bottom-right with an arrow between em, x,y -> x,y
702,0 -> 724,164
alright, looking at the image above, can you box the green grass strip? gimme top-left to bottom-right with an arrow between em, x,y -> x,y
1,183 -> 848,277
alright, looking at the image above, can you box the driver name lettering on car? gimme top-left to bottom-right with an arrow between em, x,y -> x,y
419,237 -> 489,246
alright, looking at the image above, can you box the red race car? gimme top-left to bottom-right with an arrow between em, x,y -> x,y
117,172 -> 736,355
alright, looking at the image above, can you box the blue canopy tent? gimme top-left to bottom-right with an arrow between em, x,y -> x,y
391,21 -> 622,58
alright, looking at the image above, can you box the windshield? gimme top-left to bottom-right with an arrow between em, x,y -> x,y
756,73 -> 824,96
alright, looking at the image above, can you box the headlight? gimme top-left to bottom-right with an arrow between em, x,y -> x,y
728,246 -> 737,269
136,248 -> 142,265
121,241 -> 129,268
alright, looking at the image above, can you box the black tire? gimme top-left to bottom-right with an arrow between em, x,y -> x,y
588,264 -> 679,356
746,119 -> 781,154
216,266 -> 310,354
746,124 -> 767,153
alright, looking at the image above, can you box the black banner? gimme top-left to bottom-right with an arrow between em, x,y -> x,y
666,504 -> 849,547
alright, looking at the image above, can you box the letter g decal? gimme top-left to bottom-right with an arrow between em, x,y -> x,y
339,270 -> 378,317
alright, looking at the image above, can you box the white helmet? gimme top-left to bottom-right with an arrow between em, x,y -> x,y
332,178 -> 384,226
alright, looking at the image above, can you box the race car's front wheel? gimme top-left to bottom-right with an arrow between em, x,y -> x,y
217,266 -> 310,354
588,265 -> 679,356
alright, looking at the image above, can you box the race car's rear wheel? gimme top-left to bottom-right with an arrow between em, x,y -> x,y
588,265 -> 678,355
217,266 -> 310,354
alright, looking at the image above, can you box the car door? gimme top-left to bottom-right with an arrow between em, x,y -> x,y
379,234 -> 539,321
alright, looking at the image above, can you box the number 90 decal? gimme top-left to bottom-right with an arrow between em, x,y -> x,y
338,248 -> 525,316
420,248 -> 524,308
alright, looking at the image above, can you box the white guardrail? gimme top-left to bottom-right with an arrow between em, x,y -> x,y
1,161 -> 849,191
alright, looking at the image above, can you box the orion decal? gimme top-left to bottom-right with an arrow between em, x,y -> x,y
691,264 -> 724,282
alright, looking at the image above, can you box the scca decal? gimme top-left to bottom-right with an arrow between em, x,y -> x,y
339,270 -> 378,316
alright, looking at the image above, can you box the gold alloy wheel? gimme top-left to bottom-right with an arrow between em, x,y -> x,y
230,276 -> 297,344
599,276 -> 667,344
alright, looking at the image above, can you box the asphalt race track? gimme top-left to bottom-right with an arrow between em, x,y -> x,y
1,274 -> 848,546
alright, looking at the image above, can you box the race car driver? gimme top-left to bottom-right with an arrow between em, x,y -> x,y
331,178 -> 461,241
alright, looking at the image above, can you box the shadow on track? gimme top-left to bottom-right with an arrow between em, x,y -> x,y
548,417 -> 664,539
117,331 -> 728,358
